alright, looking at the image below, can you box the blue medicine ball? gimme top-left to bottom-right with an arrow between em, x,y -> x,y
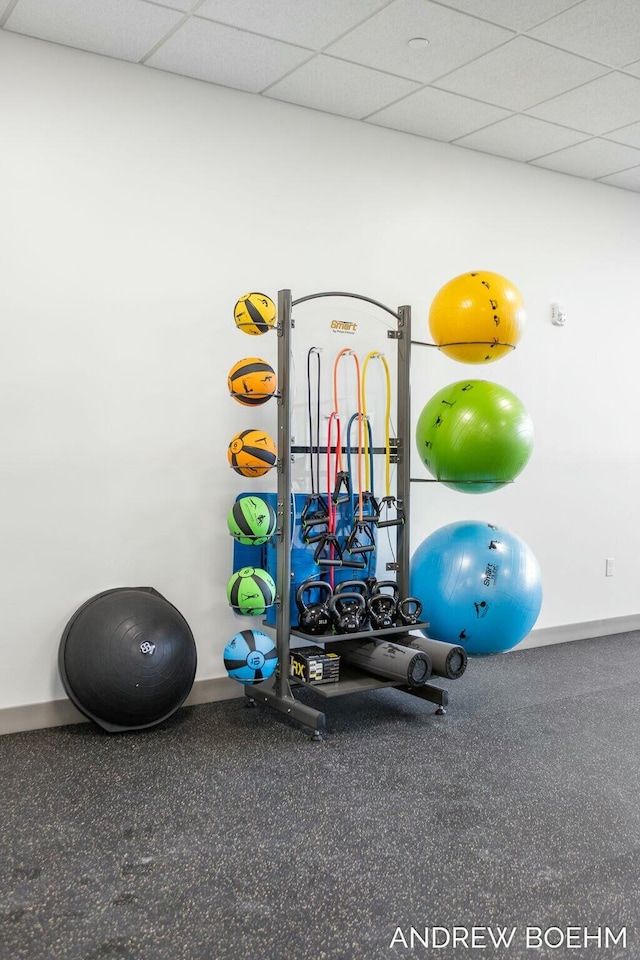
410,520 -> 542,656
223,629 -> 278,684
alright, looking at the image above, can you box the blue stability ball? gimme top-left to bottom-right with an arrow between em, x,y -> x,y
223,629 -> 278,684
410,521 -> 542,656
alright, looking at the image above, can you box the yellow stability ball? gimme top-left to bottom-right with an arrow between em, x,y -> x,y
429,271 -> 525,364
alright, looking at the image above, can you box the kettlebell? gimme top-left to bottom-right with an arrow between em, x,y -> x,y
335,580 -> 370,628
367,581 -> 399,630
334,580 -> 371,598
295,578 -> 333,636
397,596 -> 423,626
328,592 -> 367,635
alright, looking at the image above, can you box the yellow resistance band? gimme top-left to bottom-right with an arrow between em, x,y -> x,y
361,351 -> 392,498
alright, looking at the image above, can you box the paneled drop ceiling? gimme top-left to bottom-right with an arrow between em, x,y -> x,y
3,0 -> 640,193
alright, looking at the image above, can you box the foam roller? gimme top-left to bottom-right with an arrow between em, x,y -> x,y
335,638 -> 432,687
395,634 -> 467,680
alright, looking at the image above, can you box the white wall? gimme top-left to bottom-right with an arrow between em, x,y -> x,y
2,30 -> 639,710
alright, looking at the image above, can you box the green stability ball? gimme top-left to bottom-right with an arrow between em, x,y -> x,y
415,380 -> 534,493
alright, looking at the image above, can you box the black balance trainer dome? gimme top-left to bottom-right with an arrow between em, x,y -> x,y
59,587 -> 197,732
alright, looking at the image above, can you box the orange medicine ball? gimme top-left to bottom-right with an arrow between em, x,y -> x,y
227,358 -> 277,406
428,270 -> 526,364
227,429 -> 277,477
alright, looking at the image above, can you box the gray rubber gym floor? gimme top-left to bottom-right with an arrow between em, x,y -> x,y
2,633 -> 639,960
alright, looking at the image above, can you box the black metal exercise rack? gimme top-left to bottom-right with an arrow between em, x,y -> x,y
245,289 -> 448,739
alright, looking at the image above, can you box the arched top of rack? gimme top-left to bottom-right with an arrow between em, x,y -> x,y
291,291 -> 402,322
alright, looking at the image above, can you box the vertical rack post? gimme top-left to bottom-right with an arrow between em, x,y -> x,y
275,289 -> 293,698
396,304 -> 412,599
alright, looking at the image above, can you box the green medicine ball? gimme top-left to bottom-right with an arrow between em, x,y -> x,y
227,567 -> 276,616
415,380 -> 534,494
227,496 -> 277,545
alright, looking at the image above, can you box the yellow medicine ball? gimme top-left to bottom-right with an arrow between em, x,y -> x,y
233,292 -> 277,336
428,271 -> 525,364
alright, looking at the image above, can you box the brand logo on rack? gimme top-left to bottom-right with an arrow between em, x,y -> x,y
330,320 -> 358,334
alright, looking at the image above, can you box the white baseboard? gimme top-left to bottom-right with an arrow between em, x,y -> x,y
518,613 -> 640,649
2,616 -> 640,736
0,676 -> 242,737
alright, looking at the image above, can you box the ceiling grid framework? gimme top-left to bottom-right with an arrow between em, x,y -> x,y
3,0 -> 640,193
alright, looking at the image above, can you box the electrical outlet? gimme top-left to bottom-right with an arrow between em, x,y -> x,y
606,558 -> 614,577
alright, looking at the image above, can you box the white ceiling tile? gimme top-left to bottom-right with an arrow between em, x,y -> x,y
433,0 -> 582,31
603,121 -> 640,148
4,0 -> 640,193
530,138 -> 640,178
528,0 -> 640,68
197,0 -> 390,50
433,36 -> 606,111
598,166 -> 640,192
325,0 -> 513,83
526,72 -> 640,134
4,0 -> 183,61
264,55 -> 420,119
454,114 -> 589,161
366,86 -> 510,141
148,17 -> 312,93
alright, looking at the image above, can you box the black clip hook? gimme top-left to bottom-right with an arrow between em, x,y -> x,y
313,533 -> 344,567
345,520 -> 376,556
375,496 -> 405,529
313,533 -> 366,569
331,471 -> 351,506
360,491 -> 380,522
300,494 -> 330,539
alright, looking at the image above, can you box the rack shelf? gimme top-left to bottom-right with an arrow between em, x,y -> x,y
290,622 -> 430,644
289,664 -> 449,705
292,664 -> 403,697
